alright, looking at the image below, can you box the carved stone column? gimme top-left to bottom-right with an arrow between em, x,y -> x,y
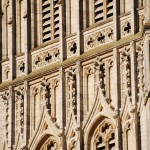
76,0 -> 83,55
59,0 -> 66,61
144,0 -> 150,22
143,32 -> 150,150
113,0 -> 120,41
23,0 -> 31,74
59,67 -> 66,150
130,41 -> 139,150
23,81 -> 29,149
130,0 -> 137,34
113,48 -> 122,150
76,61 -> 83,150
8,86 -> 15,150
8,0 -> 16,80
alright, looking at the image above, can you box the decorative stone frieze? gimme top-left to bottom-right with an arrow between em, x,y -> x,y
32,47 -> 60,70
84,27 -> 114,51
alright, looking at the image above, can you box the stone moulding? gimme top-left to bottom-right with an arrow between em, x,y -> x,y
0,32 -> 143,90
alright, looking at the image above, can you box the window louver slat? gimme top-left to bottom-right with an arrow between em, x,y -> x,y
42,0 -> 51,43
94,0 -> 113,23
42,0 -> 60,43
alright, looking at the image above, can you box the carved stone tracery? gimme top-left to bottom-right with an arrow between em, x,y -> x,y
66,67 -> 77,116
14,86 -> 25,138
40,137 -> 59,150
120,46 -> 132,103
41,77 -> 51,114
0,91 -> 9,142
32,48 -> 60,70
94,56 -> 106,96
93,120 -> 115,150
85,28 -> 114,51
136,41 -> 145,106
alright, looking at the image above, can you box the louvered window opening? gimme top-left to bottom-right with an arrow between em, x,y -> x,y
42,0 -> 60,43
94,0 -> 113,23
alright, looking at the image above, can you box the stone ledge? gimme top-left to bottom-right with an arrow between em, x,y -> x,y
0,32 -> 143,90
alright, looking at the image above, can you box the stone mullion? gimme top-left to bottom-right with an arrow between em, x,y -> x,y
59,0 -> 66,61
83,0 -> 87,28
37,0 -> 42,45
130,41 -> 138,150
30,91 -> 35,134
144,0 -> 150,22
76,0 -> 83,56
84,74 -> 88,114
23,81 -> 29,148
2,97 -> 9,142
90,0 -> 94,25
16,1 -> 20,55
51,1 -> 54,40
113,0 -> 120,41
113,48 -> 122,150
8,0 -> 16,80
7,86 -> 15,150
31,1 -> 35,49
51,85 -> 55,120
143,33 -> 150,150
67,0 -> 71,35
103,0 -> 106,20
59,67 -> 66,150
76,61 -> 83,150
106,64 -> 110,99
123,130 -> 127,150
23,0 -> 31,74
130,0 -> 137,34
143,34 -> 150,90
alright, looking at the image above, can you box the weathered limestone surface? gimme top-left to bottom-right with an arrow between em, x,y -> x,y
0,0 -> 149,150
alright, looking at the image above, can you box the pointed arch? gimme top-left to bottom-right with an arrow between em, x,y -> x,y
28,107 -> 61,150
84,115 -> 115,150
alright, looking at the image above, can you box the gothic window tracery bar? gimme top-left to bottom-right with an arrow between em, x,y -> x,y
92,120 -> 115,150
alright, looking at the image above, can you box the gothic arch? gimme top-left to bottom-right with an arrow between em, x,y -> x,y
33,133 -> 60,150
84,115 -> 115,150
28,107 -> 61,150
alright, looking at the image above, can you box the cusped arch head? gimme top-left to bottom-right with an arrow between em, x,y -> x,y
84,114 -> 115,150
32,132 -> 60,150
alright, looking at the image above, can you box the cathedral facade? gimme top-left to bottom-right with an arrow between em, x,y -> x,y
0,0 -> 150,150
